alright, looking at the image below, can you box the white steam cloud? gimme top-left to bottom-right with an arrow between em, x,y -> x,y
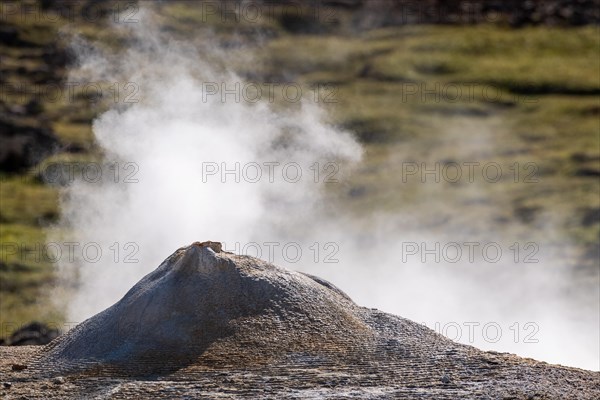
55,13 -> 362,317
52,12 -> 598,371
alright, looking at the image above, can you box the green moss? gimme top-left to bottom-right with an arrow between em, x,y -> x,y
0,177 -> 59,226
369,26 -> 599,94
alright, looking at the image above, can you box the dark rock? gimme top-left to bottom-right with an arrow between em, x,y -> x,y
42,45 -> 69,68
0,26 -> 19,45
280,12 -> 336,34
0,117 -> 61,173
274,0 -> 600,29
2,382 -> 11,389
581,207 -> 600,227
7,322 -> 60,346
571,152 -> 600,163
52,376 -> 65,385
575,167 -> 600,178
39,0 -> 61,10
24,99 -> 44,116
11,364 -> 27,371
514,205 -> 541,224
0,25 -> 38,48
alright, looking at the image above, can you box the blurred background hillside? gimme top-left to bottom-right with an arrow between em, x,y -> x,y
0,0 -> 598,363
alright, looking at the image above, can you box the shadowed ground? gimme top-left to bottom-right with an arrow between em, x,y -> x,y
0,242 -> 598,399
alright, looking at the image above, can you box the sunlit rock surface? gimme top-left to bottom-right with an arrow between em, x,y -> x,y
1,242 -> 598,399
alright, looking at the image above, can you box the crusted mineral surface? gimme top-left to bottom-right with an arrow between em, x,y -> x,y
1,242 -> 598,399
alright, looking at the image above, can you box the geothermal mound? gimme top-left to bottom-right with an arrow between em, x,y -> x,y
39,241 -> 370,374
2,241 -> 599,399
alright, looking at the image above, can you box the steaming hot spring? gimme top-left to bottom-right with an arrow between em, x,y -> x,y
3,241 -> 598,398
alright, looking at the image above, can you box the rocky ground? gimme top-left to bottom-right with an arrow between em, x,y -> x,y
1,242 -> 598,399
